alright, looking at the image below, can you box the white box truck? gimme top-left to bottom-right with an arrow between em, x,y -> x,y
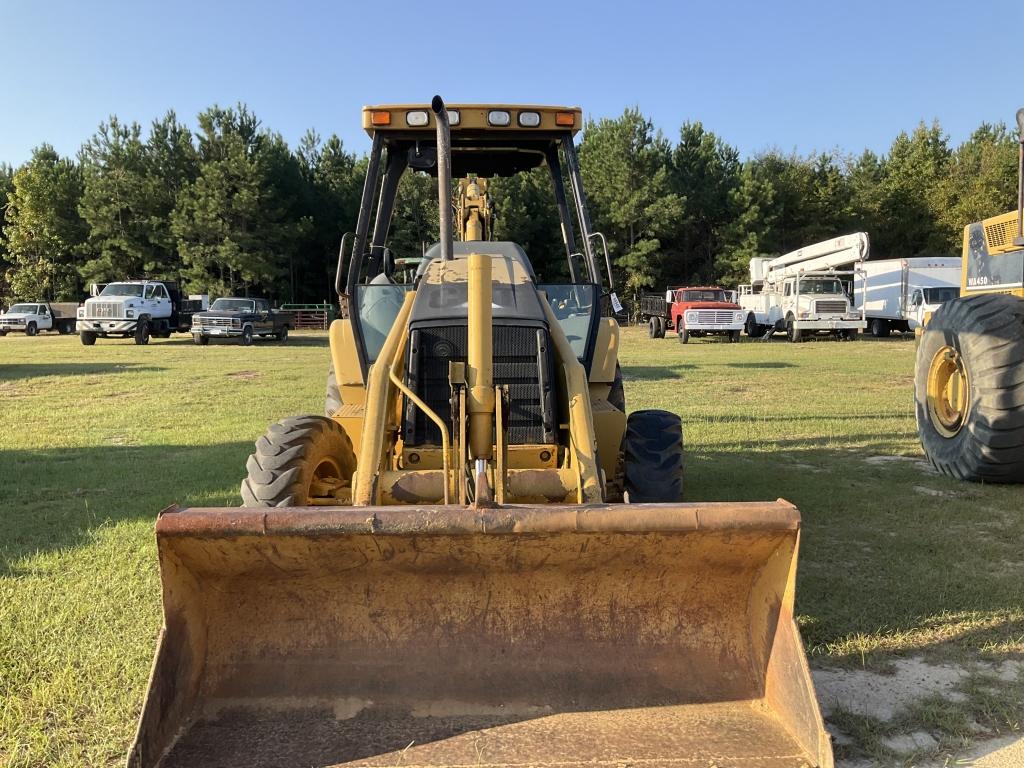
854,257 -> 961,336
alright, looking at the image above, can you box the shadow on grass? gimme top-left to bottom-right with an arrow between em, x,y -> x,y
0,442 -> 253,576
622,365 -> 695,379
145,335 -> 330,348
721,361 -> 796,369
0,363 -> 166,380
686,447 -> 1024,663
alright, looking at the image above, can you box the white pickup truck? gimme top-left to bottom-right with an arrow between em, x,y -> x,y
77,280 -> 200,345
0,302 -> 79,336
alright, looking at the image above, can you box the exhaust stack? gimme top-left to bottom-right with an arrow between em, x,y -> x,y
433,95 -> 453,260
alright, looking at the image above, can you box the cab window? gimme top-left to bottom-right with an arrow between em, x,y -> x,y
144,285 -> 156,299
541,284 -> 599,362
154,285 -> 168,300
783,283 -> 792,297
256,299 -> 269,312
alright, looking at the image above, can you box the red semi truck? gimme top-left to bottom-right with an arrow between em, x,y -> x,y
639,286 -> 747,343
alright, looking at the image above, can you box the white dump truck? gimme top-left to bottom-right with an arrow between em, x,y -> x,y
739,232 -> 868,342
853,257 -> 961,336
77,280 -> 204,345
0,301 -> 79,336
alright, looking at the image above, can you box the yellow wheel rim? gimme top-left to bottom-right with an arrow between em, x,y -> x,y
306,456 -> 346,504
926,345 -> 970,438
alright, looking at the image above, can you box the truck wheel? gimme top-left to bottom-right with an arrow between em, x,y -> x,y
915,294 -> 1024,483
325,359 -> 342,416
729,330 -> 741,343
134,322 -> 150,345
648,318 -> 658,338
277,326 -> 289,343
871,318 -> 890,338
0,330 -> 7,337
80,331 -> 97,346
241,325 -> 254,346
58,321 -> 72,335
844,329 -> 861,341
241,415 -> 357,506
194,334 -> 209,346
656,317 -> 667,338
786,317 -> 803,343
623,409 -> 683,502
745,315 -> 759,337
25,322 -> 37,337
678,329 -> 689,344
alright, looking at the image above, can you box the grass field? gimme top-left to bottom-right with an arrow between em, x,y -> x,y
1,328 -> 1023,767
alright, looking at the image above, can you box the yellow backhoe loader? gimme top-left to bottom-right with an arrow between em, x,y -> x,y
915,108 -> 1024,482
128,97 -> 832,767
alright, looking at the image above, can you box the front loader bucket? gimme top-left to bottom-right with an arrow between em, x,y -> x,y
129,501 -> 832,768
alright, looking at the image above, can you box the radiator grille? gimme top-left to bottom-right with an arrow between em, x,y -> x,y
87,302 -> 122,319
985,216 -> 1020,252
405,324 -> 554,447
814,300 -> 847,315
691,310 -> 739,324
195,317 -> 234,329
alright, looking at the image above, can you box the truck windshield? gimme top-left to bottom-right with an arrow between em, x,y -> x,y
802,279 -> 844,295
922,287 -> 959,304
100,283 -> 145,297
6,304 -> 38,313
211,299 -> 256,312
680,290 -> 726,302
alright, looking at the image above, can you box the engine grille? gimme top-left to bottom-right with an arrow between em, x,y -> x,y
195,317 -> 234,329
814,300 -> 847,315
405,324 -> 555,447
88,302 -> 122,319
691,310 -> 739,324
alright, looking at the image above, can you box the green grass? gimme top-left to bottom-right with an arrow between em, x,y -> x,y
1,328 -> 1023,766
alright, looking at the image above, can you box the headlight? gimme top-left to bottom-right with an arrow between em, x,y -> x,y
799,312 -> 810,319
77,307 -> 85,318
517,111 -> 541,127
685,312 -> 696,323
126,309 -> 134,318
232,318 -> 241,328
487,110 -> 511,127
405,110 -> 429,127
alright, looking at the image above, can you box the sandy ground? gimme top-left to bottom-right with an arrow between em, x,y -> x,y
816,656 -> 1023,766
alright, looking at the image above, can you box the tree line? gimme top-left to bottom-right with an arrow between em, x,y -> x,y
0,104 -> 1018,304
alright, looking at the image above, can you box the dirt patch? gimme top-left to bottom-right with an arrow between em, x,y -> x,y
226,370 -> 262,381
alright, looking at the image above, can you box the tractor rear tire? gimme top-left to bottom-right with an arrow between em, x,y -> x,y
622,409 -> 684,503
325,359 -> 342,416
915,294 -> 1024,483
241,415 -> 356,506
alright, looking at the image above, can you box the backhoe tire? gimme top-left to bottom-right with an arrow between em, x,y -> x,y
607,363 -> 625,412
134,321 -> 150,345
622,409 -> 684,503
915,294 -> 1024,483
325,359 -> 342,416
241,415 -> 356,506
80,331 -> 97,346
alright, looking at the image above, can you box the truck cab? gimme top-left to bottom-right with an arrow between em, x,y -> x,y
1,302 -> 78,336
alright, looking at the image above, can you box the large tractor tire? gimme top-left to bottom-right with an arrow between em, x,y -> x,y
325,360 -> 342,416
241,415 -> 356,506
915,294 -> 1024,483
622,409 -> 684,502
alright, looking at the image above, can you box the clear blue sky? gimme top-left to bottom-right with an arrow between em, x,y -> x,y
1,0 -> 1021,166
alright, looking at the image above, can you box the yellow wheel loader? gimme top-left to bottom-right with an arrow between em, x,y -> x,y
915,108 -> 1024,482
128,97 -> 832,768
